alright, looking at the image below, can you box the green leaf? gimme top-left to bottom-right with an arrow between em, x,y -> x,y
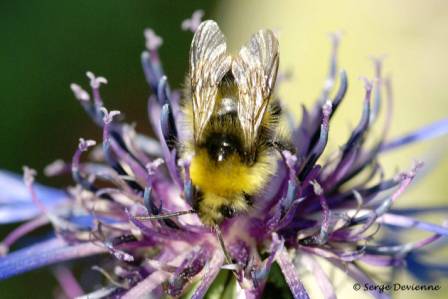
205,270 -> 229,299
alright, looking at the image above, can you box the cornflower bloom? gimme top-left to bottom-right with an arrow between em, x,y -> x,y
1,11 -> 448,299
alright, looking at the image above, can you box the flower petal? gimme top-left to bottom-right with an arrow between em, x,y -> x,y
300,254 -> 336,299
276,248 -> 310,299
77,287 -> 117,299
406,251 -> 448,283
1,216 -> 49,252
0,171 -> 67,223
122,271 -> 169,299
141,50 -> 164,93
191,252 -> 225,299
390,206 -> 448,215
381,118 -> 448,152
378,213 -> 448,236
329,259 -> 390,299
0,238 -> 106,280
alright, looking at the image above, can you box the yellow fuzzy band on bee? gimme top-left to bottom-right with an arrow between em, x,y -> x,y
190,148 -> 275,202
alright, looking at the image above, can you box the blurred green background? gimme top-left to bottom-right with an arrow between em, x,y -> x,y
0,1 -> 215,298
1,0 -> 447,298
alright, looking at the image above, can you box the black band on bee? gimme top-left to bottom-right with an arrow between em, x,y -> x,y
243,193 -> 253,206
192,189 -> 203,211
269,100 -> 282,119
203,133 -> 243,163
219,205 -> 236,218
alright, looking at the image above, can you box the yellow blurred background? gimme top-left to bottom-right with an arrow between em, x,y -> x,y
216,0 -> 447,298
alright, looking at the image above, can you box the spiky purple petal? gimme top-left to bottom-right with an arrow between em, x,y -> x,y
276,248 -> 310,299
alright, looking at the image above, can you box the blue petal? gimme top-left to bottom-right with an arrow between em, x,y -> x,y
66,214 -> 121,229
378,214 -> 448,236
390,206 -> 448,215
0,238 -> 106,280
406,252 -> 448,283
0,171 -> 67,223
381,118 -> 448,152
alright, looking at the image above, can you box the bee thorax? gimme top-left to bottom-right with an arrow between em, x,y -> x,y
217,97 -> 237,116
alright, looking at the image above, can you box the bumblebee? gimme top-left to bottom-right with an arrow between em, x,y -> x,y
181,20 -> 284,225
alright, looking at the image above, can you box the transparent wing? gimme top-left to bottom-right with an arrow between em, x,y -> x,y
190,20 -> 231,143
232,29 -> 279,154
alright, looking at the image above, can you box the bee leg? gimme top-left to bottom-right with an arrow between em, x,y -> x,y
135,209 -> 196,221
213,224 -> 233,265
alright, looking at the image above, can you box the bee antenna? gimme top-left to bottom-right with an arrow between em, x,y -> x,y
135,209 -> 196,221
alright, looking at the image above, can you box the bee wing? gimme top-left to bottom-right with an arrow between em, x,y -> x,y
232,29 -> 279,154
190,20 -> 231,143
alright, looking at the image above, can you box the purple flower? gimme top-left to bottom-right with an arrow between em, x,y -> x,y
1,13 -> 448,299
